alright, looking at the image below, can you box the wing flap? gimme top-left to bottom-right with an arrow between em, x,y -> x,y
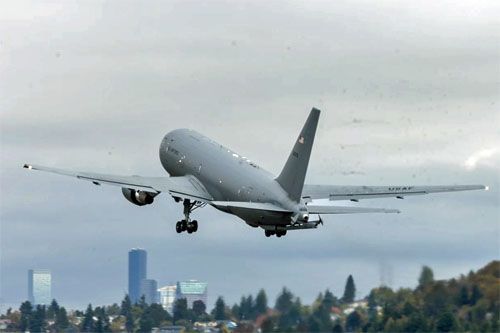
307,205 -> 400,214
302,184 -> 486,201
211,201 -> 292,213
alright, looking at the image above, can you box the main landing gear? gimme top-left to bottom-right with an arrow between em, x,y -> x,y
175,199 -> 204,234
265,229 -> 287,238
176,219 -> 198,233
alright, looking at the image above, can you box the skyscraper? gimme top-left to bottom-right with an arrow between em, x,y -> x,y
140,279 -> 159,304
128,248 -> 147,303
28,269 -> 51,305
176,280 -> 208,309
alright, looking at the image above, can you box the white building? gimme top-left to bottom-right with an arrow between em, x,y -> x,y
28,269 -> 51,305
158,284 -> 177,314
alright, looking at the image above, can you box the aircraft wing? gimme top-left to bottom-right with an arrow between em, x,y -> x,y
23,163 -> 213,202
302,184 -> 486,201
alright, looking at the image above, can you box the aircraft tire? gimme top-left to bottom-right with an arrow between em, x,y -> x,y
192,220 -> 198,232
175,221 -> 182,233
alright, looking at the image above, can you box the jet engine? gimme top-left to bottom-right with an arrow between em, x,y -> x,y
121,188 -> 157,206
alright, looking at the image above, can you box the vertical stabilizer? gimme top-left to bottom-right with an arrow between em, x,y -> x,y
276,108 -> 320,202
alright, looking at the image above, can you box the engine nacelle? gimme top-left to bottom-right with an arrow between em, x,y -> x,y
121,188 -> 156,206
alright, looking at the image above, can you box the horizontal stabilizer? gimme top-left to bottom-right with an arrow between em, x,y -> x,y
211,201 -> 292,213
307,205 -> 400,214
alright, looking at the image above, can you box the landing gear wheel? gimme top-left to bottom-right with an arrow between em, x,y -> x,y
192,220 -> 198,232
181,220 -> 188,232
175,221 -> 182,233
265,230 -> 272,237
275,230 -> 286,237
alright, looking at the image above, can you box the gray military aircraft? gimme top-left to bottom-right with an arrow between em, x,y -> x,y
24,108 -> 486,237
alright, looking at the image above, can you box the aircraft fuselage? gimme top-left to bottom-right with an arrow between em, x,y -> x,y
159,129 -> 305,227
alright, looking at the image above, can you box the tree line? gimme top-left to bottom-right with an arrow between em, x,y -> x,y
1,261 -> 498,332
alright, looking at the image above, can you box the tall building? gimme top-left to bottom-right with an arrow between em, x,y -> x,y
140,279 -> 159,304
176,280 -> 208,309
128,248 -> 147,303
28,269 -> 51,305
158,284 -> 177,314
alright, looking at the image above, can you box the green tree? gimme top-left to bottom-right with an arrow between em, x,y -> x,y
120,295 -> 132,316
238,295 -> 254,320
332,320 -> 344,332
405,312 -> 426,332
275,287 -> 294,313
470,284 -> 482,305
255,289 -> 268,316
30,305 -> 46,332
310,290 -> 336,332
55,306 -> 69,330
95,316 -> 105,333
275,289 -> 302,332
423,282 -> 450,316
212,296 -> 227,320
139,306 -> 154,332
418,266 -> 434,289
231,303 -> 240,319
193,300 -> 206,318
81,304 -> 95,332
47,299 -> 59,320
342,275 -> 356,303
458,285 -> 469,305
19,301 -> 33,332
106,303 -> 121,316
138,295 -> 147,309
149,303 -> 171,326
121,295 -> 134,332
436,310 -> 456,332
173,298 -> 189,323
346,310 -> 362,332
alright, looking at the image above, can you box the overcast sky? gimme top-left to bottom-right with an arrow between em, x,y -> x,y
1,0 -> 499,311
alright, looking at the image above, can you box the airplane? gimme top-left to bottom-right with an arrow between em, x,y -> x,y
24,108 -> 487,237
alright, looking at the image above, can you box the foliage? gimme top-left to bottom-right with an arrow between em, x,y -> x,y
212,296 -> 227,320
418,265 -> 434,289
342,275 -> 356,303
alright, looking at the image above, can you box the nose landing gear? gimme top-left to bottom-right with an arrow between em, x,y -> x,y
175,199 -> 204,234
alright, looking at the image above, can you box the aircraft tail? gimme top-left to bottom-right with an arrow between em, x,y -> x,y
276,108 -> 320,202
